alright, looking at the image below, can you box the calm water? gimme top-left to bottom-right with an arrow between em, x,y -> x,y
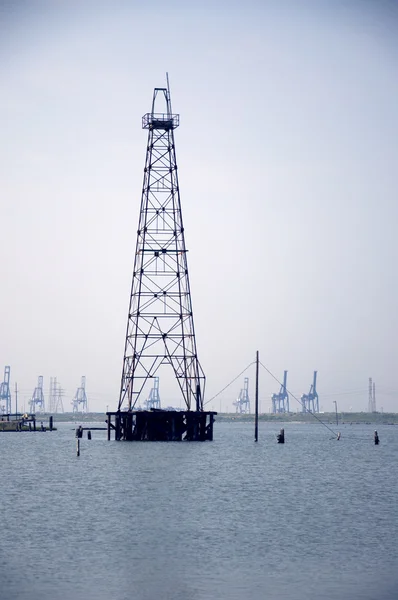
1,420 -> 397,600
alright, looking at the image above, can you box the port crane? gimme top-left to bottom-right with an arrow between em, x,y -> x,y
271,370 -> 289,413
233,377 -> 250,413
301,371 -> 319,413
143,377 -> 161,410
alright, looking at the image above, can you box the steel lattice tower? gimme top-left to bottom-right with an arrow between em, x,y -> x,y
48,377 -> 64,413
368,377 -> 376,413
118,80 -> 205,412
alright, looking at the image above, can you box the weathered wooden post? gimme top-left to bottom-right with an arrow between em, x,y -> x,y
76,438 -> 80,457
374,430 -> 379,445
277,428 -> 285,443
115,413 -> 121,441
49,416 -> 53,431
87,430 -> 92,440
107,416 -> 111,441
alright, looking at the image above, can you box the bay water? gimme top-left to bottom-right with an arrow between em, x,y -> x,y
1,420 -> 397,600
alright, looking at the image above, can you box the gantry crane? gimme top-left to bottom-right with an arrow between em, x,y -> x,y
143,377 -> 161,410
233,377 -> 250,413
0,366 -> 11,413
301,371 -> 319,413
271,370 -> 289,413
29,376 -> 45,413
72,376 -> 88,413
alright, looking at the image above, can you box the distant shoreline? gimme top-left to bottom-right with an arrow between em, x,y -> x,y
33,411 -> 398,425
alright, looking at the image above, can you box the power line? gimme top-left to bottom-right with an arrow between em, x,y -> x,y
259,361 -> 339,438
203,362 -> 255,407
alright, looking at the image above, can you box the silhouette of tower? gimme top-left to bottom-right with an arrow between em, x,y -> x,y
368,377 -> 376,412
29,376 -> 45,413
48,377 -> 64,413
118,78 -> 205,412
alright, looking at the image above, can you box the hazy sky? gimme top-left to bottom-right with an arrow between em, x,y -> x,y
1,0 -> 397,412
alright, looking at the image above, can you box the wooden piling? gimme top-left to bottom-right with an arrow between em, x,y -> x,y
115,413 -> 121,441
106,409 -> 216,441
76,438 -> 80,457
277,428 -> 285,443
87,430 -> 92,440
374,430 -> 379,445
49,416 -> 53,431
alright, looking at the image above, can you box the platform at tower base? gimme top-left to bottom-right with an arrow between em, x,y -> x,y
106,410 -> 216,442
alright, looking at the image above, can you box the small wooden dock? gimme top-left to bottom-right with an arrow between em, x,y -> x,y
0,413 -> 55,432
106,409 -> 216,441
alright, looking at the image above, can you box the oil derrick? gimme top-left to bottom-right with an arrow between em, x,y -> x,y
0,366 -> 12,413
118,78 -> 205,413
29,376 -> 45,413
48,377 -> 64,413
233,377 -> 250,413
301,371 -> 319,413
143,376 -> 161,410
71,376 -> 88,413
271,370 -> 289,413
368,377 -> 376,412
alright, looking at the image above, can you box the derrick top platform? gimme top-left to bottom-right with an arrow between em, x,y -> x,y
142,112 -> 179,130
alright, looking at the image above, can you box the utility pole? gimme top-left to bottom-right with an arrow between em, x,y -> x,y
255,351 -> 259,442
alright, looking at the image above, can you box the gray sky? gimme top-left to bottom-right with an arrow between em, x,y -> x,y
1,0 -> 397,412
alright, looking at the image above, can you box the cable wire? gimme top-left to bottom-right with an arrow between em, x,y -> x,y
203,362 -> 255,407
259,361 -> 339,438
